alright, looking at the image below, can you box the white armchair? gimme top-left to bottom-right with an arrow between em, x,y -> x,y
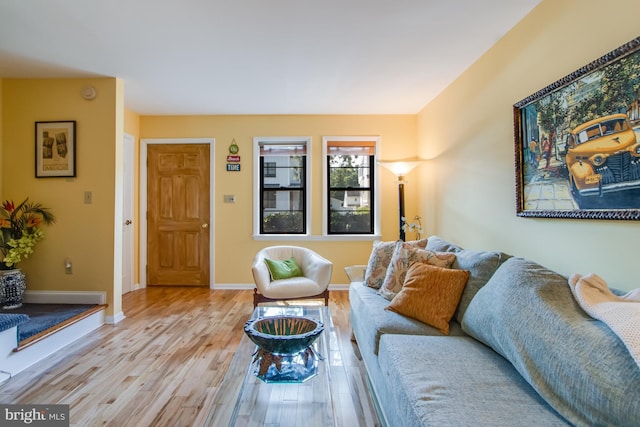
251,246 -> 332,307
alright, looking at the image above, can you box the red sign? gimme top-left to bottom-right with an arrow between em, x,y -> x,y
227,155 -> 240,162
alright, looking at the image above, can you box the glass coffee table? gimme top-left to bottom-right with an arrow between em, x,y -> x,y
205,305 -> 337,426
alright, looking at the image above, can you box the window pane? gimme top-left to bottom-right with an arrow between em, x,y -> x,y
329,190 -> 372,233
262,190 -> 305,234
262,211 -> 304,233
263,190 -> 276,208
263,189 -> 304,210
264,162 -> 276,178
263,155 -> 304,185
329,155 -> 370,188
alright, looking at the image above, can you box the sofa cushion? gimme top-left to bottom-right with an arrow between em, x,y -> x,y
426,235 -> 508,323
363,239 -> 427,289
378,242 -> 456,301
462,257 -> 640,427
385,263 -> 469,334
377,335 -> 570,427
348,283 -> 464,356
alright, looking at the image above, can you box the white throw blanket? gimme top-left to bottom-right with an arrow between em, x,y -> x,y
568,273 -> 640,369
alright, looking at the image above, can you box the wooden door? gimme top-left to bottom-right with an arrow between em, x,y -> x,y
147,144 -> 210,286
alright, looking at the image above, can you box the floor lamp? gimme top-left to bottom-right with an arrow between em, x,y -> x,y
379,160 -> 423,241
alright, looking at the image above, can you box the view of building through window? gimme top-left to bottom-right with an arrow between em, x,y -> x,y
327,153 -> 373,233
256,138 -> 309,234
326,139 -> 376,235
254,136 -> 378,237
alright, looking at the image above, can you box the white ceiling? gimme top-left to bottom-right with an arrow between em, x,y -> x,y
0,0 -> 540,115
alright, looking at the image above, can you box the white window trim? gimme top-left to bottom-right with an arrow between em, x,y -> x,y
253,136 -> 312,240
322,136 -> 381,239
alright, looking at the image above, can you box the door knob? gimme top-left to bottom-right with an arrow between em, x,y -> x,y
201,223 -> 209,229
125,220 -> 132,225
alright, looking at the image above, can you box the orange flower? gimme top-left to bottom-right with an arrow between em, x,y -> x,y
27,217 -> 42,227
0,198 -> 55,267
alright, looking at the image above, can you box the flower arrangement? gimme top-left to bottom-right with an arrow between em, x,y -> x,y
0,198 -> 55,269
401,215 -> 423,240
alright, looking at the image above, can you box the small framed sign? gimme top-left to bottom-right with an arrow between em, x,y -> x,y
35,120 -> 76,177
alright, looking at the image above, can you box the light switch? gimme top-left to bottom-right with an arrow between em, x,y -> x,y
224,194 -> 236,203
84,191 -> 93,204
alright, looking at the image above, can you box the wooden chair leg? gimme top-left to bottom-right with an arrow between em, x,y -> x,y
252,288 -> 330,307
253,288 -> 260,308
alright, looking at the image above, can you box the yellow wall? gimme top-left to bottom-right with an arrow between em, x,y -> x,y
2,78 -> 120,314
417,0 -> 640,290
140,114 -> 418,284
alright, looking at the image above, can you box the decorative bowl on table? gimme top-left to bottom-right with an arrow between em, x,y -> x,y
244,315 -> 324,355
244,315 -> 325,383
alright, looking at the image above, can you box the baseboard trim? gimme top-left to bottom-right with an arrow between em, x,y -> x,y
213,283 -> 253,290
24,290 -> 107,305
213,283 -> 351,291
106,311 -> 126,325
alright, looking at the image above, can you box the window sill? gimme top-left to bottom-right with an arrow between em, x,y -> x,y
252,234 -> 381,242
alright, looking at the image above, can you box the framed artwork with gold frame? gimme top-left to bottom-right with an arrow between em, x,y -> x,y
514,36 -> 640,220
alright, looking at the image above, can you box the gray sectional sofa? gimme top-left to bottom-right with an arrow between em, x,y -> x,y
349,236 -> 640,427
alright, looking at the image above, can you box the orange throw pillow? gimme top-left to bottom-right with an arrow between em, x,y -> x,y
385,263 -> 470,334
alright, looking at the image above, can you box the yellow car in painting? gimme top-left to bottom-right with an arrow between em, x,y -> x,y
565,113 -> 640,202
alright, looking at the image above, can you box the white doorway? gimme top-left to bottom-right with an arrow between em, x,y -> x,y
122,133 -> 135,294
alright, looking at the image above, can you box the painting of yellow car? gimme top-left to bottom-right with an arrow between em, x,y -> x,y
565,113 -> 640,205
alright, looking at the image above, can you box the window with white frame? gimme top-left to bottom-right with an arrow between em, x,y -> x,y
254,137 -> 310,235
323,137 -> 379,236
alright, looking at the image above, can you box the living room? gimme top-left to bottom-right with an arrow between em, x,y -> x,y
2,1 -> 639,317
1,0 -> 640,424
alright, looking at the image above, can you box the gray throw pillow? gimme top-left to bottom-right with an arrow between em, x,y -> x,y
426,236 -> 507,322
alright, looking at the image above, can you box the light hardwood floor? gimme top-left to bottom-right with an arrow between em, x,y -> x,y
0,287 -> 381,427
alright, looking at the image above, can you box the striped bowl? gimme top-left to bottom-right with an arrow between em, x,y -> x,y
244,315 -> 324,355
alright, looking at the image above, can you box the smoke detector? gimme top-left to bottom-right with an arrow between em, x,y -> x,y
81,85 -> 97,100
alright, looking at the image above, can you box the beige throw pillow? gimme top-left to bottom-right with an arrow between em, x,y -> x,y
386,263 -> 470,334
378,242 -> 456,300
363,238 -> 427,289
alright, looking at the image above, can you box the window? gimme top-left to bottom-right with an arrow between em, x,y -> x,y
264,162 -> 276,178
254,137 -> 310,236
323,136 -> 380,236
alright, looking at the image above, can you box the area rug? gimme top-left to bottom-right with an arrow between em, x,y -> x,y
0,303 -> 98,342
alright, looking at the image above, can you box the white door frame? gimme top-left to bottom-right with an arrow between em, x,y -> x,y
139,138 -> 215,289
122,133 -> 135,294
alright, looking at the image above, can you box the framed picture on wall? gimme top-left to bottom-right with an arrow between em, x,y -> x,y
35,120 -> 76,178
513,36 -> 640,220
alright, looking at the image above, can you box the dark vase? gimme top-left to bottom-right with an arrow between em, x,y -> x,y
0,268 -> 27,309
